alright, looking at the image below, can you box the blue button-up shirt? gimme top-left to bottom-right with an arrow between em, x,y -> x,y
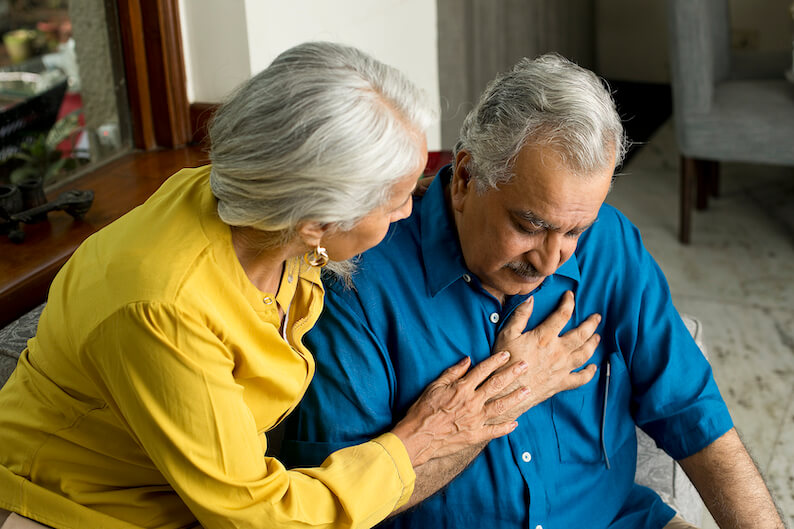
281,168 -> 733,529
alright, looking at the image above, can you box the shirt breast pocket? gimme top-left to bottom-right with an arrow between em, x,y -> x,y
550,351 -> 635,465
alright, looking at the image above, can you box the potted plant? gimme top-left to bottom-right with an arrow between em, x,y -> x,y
6,109 -> 82,220
9,109 -> 81,184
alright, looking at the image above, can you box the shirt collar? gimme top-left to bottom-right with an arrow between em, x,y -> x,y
418,165 -> 580,297
419,166 -> 471,297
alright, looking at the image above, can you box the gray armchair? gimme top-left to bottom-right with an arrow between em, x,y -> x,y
666,0 -> 794,243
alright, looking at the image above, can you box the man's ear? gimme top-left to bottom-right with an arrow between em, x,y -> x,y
450,150 -> 474,213
295,221 -> 331,248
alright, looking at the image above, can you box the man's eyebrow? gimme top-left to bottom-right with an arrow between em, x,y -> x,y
512,209 -> 559,230
511,209 -> 598,233
570,218 -> 598,234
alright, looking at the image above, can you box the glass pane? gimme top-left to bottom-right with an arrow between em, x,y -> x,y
0,0 -> 132,190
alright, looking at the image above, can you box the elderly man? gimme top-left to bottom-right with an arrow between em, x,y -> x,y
280,54 -> 783,529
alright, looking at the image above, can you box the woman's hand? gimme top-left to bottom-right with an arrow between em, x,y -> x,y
390,351 -> 530,467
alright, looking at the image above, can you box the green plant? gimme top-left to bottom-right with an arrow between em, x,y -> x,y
9,109 -> 81,185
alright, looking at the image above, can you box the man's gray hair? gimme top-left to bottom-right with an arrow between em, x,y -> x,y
455,53 -> 627,191
209,41 -> 434,236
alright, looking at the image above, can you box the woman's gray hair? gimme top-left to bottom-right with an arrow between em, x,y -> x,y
454,53 -> 627,191
209,41 -> 434,236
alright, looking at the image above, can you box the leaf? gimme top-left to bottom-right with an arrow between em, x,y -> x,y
10,166 -> 41,185
29,139 -> 47,159
43,157 -> 68,181
11,152 -> 35,163
46,110 -> 82,150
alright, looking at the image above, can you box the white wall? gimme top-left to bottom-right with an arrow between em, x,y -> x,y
179,0 -> 442,150
178,0 -> 250,102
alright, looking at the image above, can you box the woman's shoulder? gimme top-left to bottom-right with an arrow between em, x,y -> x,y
50,165 -> 236,321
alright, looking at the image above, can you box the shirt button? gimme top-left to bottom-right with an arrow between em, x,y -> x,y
489,312 -> 500,324
462,274 -> 471,283
263,297 -> 273,305
521,451 -> 531,462
536,525 -> 543,529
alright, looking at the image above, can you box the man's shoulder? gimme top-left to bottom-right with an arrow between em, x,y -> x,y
579,203 -> 644,254
574,203 -> 653,286
330,215 -> 422,284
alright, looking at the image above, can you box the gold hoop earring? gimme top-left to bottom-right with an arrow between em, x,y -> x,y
304,244 -> 329,267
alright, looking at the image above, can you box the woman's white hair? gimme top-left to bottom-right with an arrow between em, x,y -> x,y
454,53 -> 627,191
209,41 -> 434,237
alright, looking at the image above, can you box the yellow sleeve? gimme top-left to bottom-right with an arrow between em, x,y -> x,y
85,302 -> 415,529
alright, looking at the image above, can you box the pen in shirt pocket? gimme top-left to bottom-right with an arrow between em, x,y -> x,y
600,357 -> 611,470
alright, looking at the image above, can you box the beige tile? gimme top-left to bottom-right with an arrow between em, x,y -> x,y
610,161 -> 794,311
700,511 -> 719,529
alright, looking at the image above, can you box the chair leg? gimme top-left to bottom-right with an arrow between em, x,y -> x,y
709,161 -> 720,198
680,156 -> 695,244
695,159 -> 710,210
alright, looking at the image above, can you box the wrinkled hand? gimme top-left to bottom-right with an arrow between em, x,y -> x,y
491,290 -> 600,420
391,352 -> 530,467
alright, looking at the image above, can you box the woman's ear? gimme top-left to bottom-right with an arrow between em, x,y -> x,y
450,150 -> 473,213
295,221 -> 331,248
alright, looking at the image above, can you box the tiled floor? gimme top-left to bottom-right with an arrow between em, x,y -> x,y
607,121 -> 794,528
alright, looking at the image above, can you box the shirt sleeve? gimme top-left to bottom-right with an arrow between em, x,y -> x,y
280,282 -> 399,470
85,301 -> 414,529
610,213 -> 734,460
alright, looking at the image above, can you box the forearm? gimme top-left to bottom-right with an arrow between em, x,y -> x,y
391,442 -> 486,515
678,428 -> 783,529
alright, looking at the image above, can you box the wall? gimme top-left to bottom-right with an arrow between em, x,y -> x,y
178,0 -> 441,150
596,0 -> 793,83
437,0 -> 596,148
178,0 -> 250,103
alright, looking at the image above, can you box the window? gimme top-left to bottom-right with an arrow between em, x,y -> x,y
0,0 -> 134,188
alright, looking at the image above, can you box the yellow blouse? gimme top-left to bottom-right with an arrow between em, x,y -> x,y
0,166 -> 415,529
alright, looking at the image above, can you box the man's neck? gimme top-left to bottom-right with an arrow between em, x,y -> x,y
443,182 -> 507,306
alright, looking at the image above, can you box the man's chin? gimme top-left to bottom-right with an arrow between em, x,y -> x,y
506,268 -> 542,285
480,270 -> 546,300
502,271 -> 545,295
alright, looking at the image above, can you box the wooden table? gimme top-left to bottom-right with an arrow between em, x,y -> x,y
0,145 -> 208,327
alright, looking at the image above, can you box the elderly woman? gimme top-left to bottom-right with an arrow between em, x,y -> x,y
0,42 -> 529,529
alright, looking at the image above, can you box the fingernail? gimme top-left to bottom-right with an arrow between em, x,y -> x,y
511,421 -> 519,430
595,314 -> 602,323
458,356 -> 470,365
521,387 -> 531,396
524,296 -> 534,306
500,350 -> 510,360
595,334 -> 601,343
514,361 -> 528,373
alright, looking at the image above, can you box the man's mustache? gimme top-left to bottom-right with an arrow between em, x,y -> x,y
504,261 -> 543,280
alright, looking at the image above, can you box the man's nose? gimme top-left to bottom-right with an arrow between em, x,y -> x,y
529,232 -> 562,276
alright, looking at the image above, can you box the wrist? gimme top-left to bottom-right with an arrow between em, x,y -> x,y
390,418 -> 426,467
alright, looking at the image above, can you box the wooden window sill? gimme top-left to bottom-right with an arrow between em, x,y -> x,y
0,145 -> 209,327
